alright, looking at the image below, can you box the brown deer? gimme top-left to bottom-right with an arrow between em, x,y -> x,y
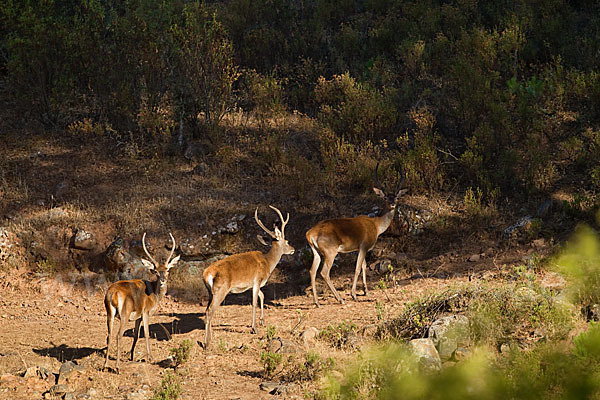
306,165 -> 406,307
202,206 -> 294,349
103,233 -> 180,372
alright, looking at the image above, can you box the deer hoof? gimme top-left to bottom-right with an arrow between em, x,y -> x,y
250,327 -> 257,334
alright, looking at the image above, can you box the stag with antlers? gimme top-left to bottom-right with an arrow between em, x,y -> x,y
202,206 -> 294,349
306,164 -> 407,307
103,233 -> 180,372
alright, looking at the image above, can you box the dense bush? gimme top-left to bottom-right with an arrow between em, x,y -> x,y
321,325 -> 600,399
2,0 -> 600,196
1,0 -> 238,148
377,282 -> 573,346
553,222 -> 600,308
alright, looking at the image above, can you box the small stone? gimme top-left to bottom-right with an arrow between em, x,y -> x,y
532,238 -> 546,248
126,389 -> 149,400
58,361 -> 83,384
0,373 -> 16,383
64,392 -> 76,400
38,366 -> 51,380
260,381 -> 279,392
300,327 -> 319,347
160,355 -> 177,369
409,338 -> 442,371
468,254 -> 481,262
428,315 -> 470,361
23,366 -> 38,379
72,229 -> 96,250
267,337 -> 298,354
48,384 -> 70,395
499,343 -> 512,354
453,347 -> 472,361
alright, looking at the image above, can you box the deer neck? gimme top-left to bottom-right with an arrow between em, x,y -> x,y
150,274 -> 168,301
375,207 -> 396,236
264,242 -> 284,274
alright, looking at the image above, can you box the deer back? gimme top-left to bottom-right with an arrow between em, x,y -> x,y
203,251 -> 270,292
307,216 -> 380,252
105,279 -> 158,318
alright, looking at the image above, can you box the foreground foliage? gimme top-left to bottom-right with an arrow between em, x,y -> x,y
322,325 -> 600,399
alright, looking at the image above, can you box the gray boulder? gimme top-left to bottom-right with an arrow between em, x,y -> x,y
428,315 -> 470,361
409,338 -> 442,371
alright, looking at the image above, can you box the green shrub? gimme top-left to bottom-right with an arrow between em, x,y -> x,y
260,351 -> 283,378
169,339 -> 193,368
283,351 -> 335,383
321,327 -> 600,400
151,371 -> 182,400
468,285 -> 573,346
319,321 -> 357,349
398,106 -> 444,192
266,324 -> 277,341
315,73 -> 397,143
377,284 -> 573,346
242,70 -> 285,126
553,223 -> 600,307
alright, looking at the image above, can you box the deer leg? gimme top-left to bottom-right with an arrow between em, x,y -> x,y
130,318 -> 142,361
116,314 -> 128,372
361,256 -> 369,296
142,313 -> 152,362
204,295 -> 212,349
103,306 -> 115,370
308,244 -> 322,307
204,287 -> 227,349
321,252 -> 345,304
251,283 -> 259,334
351,250 -> 367,301
258,289 -> 265,326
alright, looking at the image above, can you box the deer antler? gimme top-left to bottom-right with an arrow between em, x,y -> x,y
394,164 -> 407,201
166,232 -> 177,266
255,206 -> 289,239
269,205 -> 289,237
142,232 -> 158,268
255,208 -> 276,239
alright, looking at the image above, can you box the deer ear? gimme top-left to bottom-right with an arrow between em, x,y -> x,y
141,258 -> 155,270
373,187 -> 386,199
167,255 -> 181,269
256,235 -> 270,246
395,188 -> 409,200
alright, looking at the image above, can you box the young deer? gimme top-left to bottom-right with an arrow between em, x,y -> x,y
103,233 -> 180,372
306,165 -> 407,307
202,206 -> 294,349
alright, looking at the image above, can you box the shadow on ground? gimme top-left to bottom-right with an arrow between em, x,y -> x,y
33,343 -> 103,361
118,312 -> 205,341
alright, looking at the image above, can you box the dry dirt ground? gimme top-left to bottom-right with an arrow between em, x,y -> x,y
0,132 -> 562,399
0,254 -> 544,400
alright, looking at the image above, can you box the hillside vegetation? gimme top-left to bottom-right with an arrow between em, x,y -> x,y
2,1 -> 600,399
2,0 -> 600,201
